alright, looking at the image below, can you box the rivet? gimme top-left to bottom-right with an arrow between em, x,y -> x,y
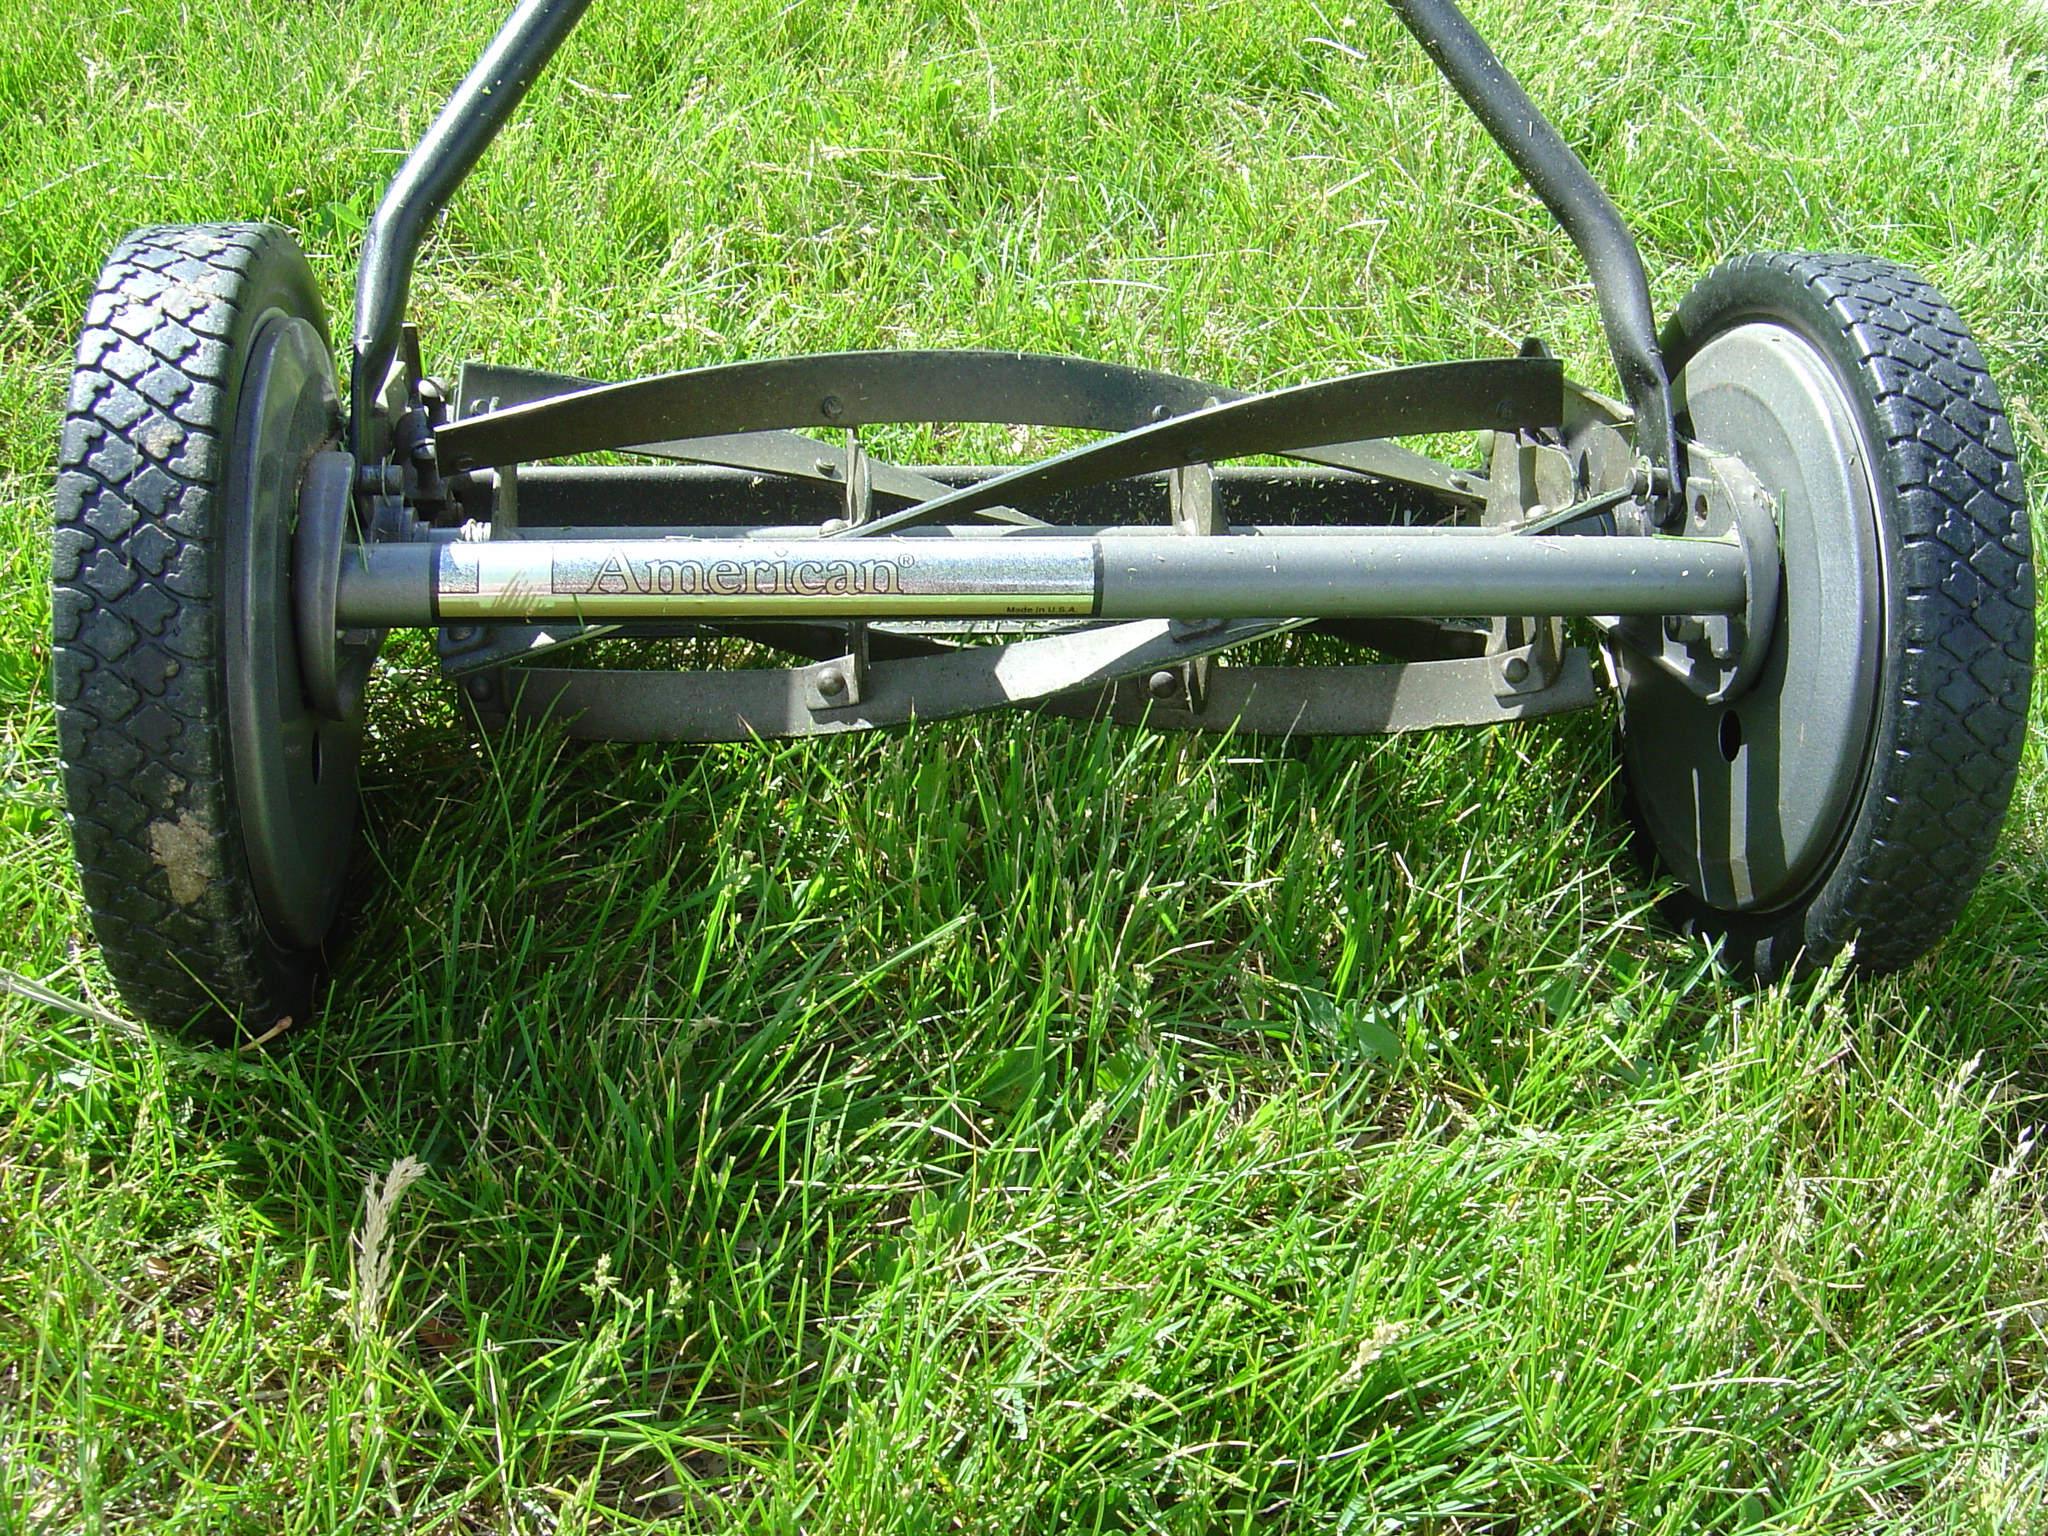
1147,669 -> 1179,699
1502,655 -> 1531,685
820,394 -> 845,420
817,669 -> 847,697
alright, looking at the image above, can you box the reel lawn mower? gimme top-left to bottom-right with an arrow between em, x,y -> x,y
51,0 -> 2033,1043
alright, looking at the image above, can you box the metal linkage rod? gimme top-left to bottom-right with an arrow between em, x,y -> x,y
1383,0 -> 1681,499
351,0 -> 594,457
336,532 -> 1748,626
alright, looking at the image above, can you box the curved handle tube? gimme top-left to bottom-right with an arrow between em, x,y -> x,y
1383,0 -> 1680,496
351,0 -> 594,456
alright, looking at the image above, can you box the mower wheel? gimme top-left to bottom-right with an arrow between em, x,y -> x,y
52,224 -> 363,1044
1618,253 -> 2032,980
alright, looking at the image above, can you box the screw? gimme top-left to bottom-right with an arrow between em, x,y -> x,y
817,669 -> 847,697
1147,669 -> 1179,699
820,394 -> 845,420
1501,655 -> 1531,685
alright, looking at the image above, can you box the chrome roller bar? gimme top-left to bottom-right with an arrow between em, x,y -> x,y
335,531 -> 1750,626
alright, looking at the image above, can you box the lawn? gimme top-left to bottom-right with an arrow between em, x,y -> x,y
2,0 -> 2045,1530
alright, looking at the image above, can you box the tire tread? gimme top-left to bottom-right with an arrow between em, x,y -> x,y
54,224 -> 317,1039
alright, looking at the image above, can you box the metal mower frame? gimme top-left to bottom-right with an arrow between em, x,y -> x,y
52,0 -> 2034,1039
325,0 -> 1745,746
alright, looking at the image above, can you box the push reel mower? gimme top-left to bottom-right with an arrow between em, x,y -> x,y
52,0 -> 2034,1042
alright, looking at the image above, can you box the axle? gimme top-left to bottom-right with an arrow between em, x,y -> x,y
335,531 -> 1749,625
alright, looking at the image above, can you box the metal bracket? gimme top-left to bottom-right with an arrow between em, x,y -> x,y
438,619 -> 620,677
1604,451 -> 1780,705
803,651 -> 866,710
1169,460 -> 1224,537
1161,460 -> 1229,710
820,429 -> 877,706
1481,425 -> 1567,698
1488,618 -> 1563,698
843,428 -> 873,528
804,586 -> 872,711
490,461 -> 519,533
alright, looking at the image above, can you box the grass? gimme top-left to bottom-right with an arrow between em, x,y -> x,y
2,0 -> 2047,1529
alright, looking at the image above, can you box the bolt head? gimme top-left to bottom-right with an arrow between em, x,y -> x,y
1146,669 -> 1179,700
1706,616 -> 1739,662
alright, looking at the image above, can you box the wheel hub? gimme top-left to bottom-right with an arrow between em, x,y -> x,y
1620,320 -> 1884,912
225,313 -> 362,951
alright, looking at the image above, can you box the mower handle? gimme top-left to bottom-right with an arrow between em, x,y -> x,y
352,0 -> 1681,512
352,0 -> 594,462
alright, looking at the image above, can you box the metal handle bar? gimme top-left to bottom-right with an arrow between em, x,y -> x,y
351,0 -> 595,459
1382,0 -> 1680,501
353,0 -> 1680,508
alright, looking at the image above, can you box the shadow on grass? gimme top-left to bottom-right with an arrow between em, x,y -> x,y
102,663 -> 2040,1528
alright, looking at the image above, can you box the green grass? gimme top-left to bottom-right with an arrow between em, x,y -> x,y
4,0 -> 2047,1529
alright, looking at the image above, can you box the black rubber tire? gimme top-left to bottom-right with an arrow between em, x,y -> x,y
1624,253 -> 2033,981
52,224 -> 353,1043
